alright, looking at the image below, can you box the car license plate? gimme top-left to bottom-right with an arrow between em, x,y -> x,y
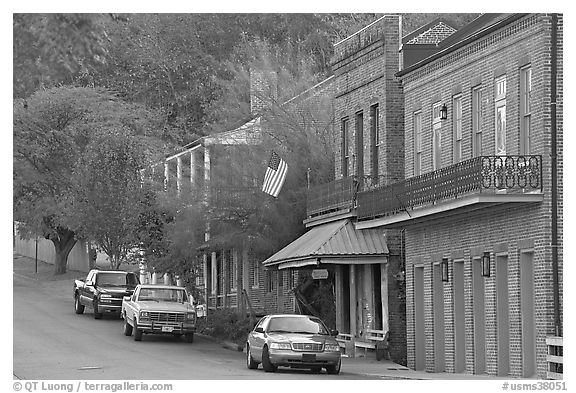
162,326 -> 174,332
302,354 -> 316,362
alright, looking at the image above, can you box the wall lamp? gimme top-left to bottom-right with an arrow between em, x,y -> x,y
439,104 -> 448,120
441,258 -> 449,282
482,252 -> 491,277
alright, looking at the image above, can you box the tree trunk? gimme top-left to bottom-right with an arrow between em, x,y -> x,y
48,227 -> 77,275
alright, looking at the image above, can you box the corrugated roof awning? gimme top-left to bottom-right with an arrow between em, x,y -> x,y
262,219 -> 389,270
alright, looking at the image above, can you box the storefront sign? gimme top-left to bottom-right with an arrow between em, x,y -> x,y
312,269 -> 329,280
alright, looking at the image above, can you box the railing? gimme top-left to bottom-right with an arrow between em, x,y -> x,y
306,175 -> 386,218
306,176 -> 358,217
357,155 -> 542,221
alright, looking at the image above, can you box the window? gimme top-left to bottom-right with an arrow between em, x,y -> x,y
265,270 -> 276,293
472,86 -> 483,157
432,102 -> 443,171
370,104 -> 380,183
341,118 -> 350,177
495,76 -> 507,156
355,111 -> 364,179
453,95 -> 463,163
520,66 -> 532,154
288,269 -> 295,289
413,111 -> 422,176
252,258 -> 259,289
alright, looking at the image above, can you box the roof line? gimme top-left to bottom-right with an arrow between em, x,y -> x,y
396,13 -> 526,77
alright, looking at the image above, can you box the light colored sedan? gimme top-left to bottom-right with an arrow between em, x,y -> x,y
246,314 -> 341,374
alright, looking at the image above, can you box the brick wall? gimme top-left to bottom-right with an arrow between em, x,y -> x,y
401,14 -> 563,378
331,15 -> 408,363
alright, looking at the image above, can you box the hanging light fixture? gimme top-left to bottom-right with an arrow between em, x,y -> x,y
441,258 -> 449,282
482,252 -> 491,277
440,103 -> 448,120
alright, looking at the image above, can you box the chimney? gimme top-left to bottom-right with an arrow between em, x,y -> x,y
250,69 -> 278,116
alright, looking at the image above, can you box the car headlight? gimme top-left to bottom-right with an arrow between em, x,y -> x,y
270,342 -> 292,350
185,312 -> 196,321
139,311 -> 149,319
324,344 -> 340,352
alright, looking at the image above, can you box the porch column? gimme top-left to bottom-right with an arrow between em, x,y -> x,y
164,161 -> 169,191
381,263 -> 390,333
363,264 -> 374,332
335,265 -> 344,333
235,249 -> 244,314
223,251 -> 229,308
176,156 -> 182,196
349,265 -> 357,337
211,251 -> 217,296
204,146 -> 211,203
190,151 -> 196,187
203,253 -> 209,309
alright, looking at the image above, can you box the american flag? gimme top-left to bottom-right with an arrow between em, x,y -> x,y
262,151 -> 288,198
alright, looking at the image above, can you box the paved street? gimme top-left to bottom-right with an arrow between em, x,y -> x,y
13,256 -> 383,380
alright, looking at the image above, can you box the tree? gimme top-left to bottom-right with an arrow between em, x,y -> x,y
13,13 -> 115,99
70,127 -> 149,270
13,86 -> 165,274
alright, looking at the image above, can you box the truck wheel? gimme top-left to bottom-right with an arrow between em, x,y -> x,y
74,295 -> 84,314
93,301 -> 103,319
134,326 -> 142,341
123,317 -> 133,336
262,345 -> 277,372
184,333 -> 194,343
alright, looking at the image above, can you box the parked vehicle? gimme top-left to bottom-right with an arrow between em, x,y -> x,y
121,284 -> 197,342
73,269 -> 139,319
246,314 -> 341,374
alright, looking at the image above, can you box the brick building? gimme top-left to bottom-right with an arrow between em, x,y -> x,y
355,14 -> 563,378
263,15 -> 408,365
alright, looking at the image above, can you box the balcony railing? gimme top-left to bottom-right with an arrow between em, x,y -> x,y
306,175 -> 386,218
357,155 -> 542,221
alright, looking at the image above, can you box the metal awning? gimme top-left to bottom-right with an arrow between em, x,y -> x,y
262,219 -> 389,270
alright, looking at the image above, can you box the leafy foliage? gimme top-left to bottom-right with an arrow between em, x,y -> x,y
70,127 -> 148,269
198,309 -> 254,345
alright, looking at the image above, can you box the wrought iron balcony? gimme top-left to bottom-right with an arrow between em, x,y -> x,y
357,155 -> 543,222
306,175 -> 386,218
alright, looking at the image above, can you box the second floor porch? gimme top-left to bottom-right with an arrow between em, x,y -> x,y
306,155 -> 544,228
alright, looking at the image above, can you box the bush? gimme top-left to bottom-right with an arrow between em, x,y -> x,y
198,309 -> 254,346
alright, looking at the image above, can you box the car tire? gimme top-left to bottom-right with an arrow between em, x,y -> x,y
123,317 -> 133,336
262,345 -> 277,373
74,295 -> 84,314
93,301 -> 103,319
326,358 -> 341,375
246,344 -> 259,369
134,325 -> 143,341
184,333 -> 194,343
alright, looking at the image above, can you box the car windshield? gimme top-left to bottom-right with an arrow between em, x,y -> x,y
96,272 -> 137,287
137,288 -> 188,303
267,316 -> 330,335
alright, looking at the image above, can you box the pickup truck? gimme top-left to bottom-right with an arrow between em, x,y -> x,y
121,284 -> 197,342
74,269 -> 139,319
